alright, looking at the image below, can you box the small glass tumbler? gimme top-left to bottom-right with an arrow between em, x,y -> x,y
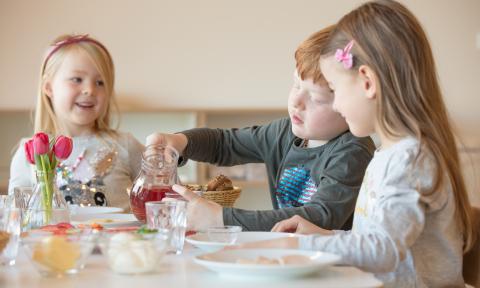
207,226 -> 242,244
13,187 -> 33,209
145,201 -> 187,254
0,195 -> 14,209
0,207 -> 21,266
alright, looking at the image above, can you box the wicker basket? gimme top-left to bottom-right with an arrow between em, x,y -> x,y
186,185 -> 242,207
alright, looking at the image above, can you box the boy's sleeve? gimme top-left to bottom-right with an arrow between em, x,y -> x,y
223,138 -> 374,231
180,118 -> 291,166
8,139 -> 34,195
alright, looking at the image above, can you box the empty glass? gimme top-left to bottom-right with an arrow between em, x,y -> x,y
145,201 -> 187,254
0,207 -> 21,266
0,195 -> 14,208
13,186 -> 33,209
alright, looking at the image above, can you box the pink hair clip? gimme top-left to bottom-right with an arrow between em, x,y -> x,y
335,40 -> 355,69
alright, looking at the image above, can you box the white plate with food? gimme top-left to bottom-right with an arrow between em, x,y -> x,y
71,213 -> 142,228
186,231 -> 297,252
69,206 -> 123,215
194,248 -> 340,278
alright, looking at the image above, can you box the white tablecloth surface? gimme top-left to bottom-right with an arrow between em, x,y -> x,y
0,245 -> 382,288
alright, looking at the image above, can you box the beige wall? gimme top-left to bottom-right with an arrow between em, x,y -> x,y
0,1 -> 479,200
0,0 -> 479,142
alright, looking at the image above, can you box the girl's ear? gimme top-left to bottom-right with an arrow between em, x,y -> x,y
43,81 -> 53,98
358,65 -> 377,100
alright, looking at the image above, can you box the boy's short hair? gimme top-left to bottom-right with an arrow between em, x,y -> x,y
295,25 -> 334,84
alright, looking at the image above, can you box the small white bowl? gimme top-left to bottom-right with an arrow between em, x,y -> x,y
207,226 -> 242,244
187,231 -> 298,252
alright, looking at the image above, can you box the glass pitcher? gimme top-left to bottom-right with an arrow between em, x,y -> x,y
130,144 -> 180,221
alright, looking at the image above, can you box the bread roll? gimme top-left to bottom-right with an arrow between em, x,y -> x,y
207,174 -> 233,191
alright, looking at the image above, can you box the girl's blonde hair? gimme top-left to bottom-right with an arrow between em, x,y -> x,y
35,34 -> 119,136
321,0 -> 474,251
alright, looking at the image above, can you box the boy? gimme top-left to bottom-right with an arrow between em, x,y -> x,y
147,26 -> 374,231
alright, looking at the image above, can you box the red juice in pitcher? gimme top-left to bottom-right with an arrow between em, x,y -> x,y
130,186 -> 172,221
129,144 -> 181,221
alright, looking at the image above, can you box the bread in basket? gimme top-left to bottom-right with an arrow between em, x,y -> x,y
187,175 -> 241,207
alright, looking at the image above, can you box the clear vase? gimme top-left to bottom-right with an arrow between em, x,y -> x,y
24,170 -> 70,230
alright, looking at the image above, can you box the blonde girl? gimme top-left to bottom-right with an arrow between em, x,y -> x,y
9,34 -> 143,211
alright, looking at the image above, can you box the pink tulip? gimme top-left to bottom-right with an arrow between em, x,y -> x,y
24,139 -> 35,164
33,132 -> 49,155
53,136 -> 73,160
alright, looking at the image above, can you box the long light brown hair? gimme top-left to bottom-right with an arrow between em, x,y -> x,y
321,0 -> 474,251
35,34 -> 119,136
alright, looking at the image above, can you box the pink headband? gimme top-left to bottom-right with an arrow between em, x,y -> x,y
335,40 -> 355,69
42,34 -> 111,72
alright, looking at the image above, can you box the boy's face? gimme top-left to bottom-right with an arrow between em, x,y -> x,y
288,71 -> 348,141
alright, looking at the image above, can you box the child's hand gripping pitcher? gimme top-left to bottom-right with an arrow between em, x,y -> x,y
130,144 -> 180,221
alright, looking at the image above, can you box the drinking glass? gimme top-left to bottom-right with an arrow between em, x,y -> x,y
13,186 -> 33,209
145,201 -> 187,254
0,207 -> 21,266
0,195 -> 14,208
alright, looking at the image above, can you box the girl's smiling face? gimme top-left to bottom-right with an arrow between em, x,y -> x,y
44,49 -> 108,136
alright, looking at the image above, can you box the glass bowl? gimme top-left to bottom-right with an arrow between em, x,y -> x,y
21,229 -> 96,277
99,230 -> 168,274
207,225 -> 242,244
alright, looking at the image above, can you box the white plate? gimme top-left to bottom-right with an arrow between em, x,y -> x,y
194,249 -> 340,278
71,213 -> 142,228
186,231 -> 297,252
69,206 -> 123,215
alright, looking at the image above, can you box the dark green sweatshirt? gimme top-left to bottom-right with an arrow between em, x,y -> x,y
181,118 -> 374,231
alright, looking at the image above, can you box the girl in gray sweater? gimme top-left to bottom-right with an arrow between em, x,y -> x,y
180,1 -> 476,287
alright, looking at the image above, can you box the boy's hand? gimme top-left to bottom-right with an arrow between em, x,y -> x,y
271,215 -> 334,235
172,184 -> 224,231
146,133 -> 188,155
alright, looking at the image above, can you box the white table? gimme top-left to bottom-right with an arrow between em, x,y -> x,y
1,245 -> 382,288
